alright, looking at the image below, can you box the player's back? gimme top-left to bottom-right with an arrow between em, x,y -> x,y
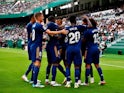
47,22 -> 59,45
84,27 -> 99,48
66,25 -> 84,48
26,22 -> 33,42
32,22 -> 44,45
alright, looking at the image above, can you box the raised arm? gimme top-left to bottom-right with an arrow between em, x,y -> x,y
83,15 -> 92,27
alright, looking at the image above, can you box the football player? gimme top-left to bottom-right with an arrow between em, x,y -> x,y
64,15 -> 92,88
80,18 -> 94,84
45,16 -> 66,86
22,15 -> 37,83
30,13 -> 65,88
82,18 -> 106,86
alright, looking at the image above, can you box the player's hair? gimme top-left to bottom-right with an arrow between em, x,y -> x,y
29,14 -> 34,20
30,14 -> 35,22
82,18 -> 88,25
57,18 -> 62,24
89,18 -> 97,28
48,16 -> 55,22
69,15 -> 76,24
34,12 -> 43,19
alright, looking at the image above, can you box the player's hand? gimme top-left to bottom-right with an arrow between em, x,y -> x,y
61,29 -> 68,35
46,29 -> 51,34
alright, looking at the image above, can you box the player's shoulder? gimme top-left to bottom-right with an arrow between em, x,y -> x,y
33,22 -> 43,28
65,26 -> 70,30
78,25 -> 87,28
47,22 -> 56,26
26,22 -> 32,28
91,28 -> 98,33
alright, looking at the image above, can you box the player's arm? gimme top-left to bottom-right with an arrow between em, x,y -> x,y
83,15 -> 92,27
46,29 -> 68,35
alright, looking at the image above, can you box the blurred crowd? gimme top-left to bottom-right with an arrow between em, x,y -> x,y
0,9 -> 124,49
0,0 -> 55,14
0,24 -> 26,47
91,8 -> 123,18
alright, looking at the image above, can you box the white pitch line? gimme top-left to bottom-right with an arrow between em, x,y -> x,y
101,63 -> 124,68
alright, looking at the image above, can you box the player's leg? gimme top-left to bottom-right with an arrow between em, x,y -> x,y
22,45 -> 32,82
94,64 -> 106,85
50,46 -> 61,86
29,69 -> 34,84
65,48 -> 73,88
93,49 -> 106,85
73,49 -> 82,88
84,64 -> 91,85
90,65 -> 94,83
74,65 -> 80,88
78,64 -> 82,85
24,47 -> 33,74
80,43 -> 86,83
58,48 -> 66,78
82,50 -> 92,86
60,47 -> 70,84
22,63 -> 33,82
78,48 -> 83,85
45,63 -> 51,84
58,64 -> 66,77
31,46 -> 44,88
45,47 -> 52,84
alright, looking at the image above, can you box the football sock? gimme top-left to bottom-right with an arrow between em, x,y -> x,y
31,65 -> 34,81
85,68 -> 90,83
66,67 -> 70,81
58,65 -> 66,77
52,65 -> 57,81
33,65 -> 40,85
90,65 -> 93,77
97,67 -> 104,81
46,65 -> 51,79
75,68 -> 79,83
25,62 -> 33,76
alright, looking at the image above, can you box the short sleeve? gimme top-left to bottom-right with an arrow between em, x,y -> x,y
40,25 -> 45,32
26,23 -> 31,31
46,23 -> 51,29
79,25 -> 87,32
46,22 -> 58,31
65,27 -> 69,31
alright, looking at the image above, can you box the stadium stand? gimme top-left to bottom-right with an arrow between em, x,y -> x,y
0,0 -> 123,54
0,0 -> 55,14
0,23 -> 26,48
0,11 -> 123,50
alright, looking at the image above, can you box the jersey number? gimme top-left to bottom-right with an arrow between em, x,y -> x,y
93,33 -> 99,43
69,31 -> 80,44
32,29 -> 35,41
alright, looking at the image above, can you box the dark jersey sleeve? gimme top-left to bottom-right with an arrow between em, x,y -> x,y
47,22 -> 58,31
26,23 -> 32,32
78,25 -> 87,32
65,27 -> 69,31
39,24 -> 45,32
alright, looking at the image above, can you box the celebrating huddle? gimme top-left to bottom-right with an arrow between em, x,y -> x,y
22,12 -> 106,88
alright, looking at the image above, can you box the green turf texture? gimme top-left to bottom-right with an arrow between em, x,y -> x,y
0,48 -> 124,93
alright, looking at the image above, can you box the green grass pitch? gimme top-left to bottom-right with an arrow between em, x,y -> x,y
0,48 -> 124,93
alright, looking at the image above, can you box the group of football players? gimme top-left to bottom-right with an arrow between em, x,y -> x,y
21,12 -> 106,88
